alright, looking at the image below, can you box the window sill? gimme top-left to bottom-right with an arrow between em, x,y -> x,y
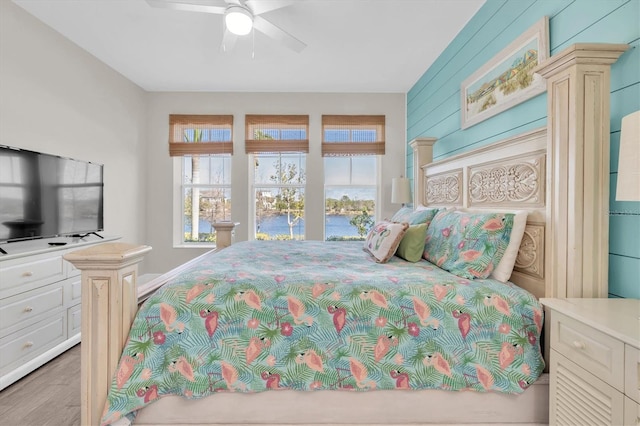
173,244 -> 217,250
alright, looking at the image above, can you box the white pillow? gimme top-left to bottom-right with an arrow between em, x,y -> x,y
490,210 -> 528,282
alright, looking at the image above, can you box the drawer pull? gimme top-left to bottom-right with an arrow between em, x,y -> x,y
23,306 -> 34,313
23,341 -> 34,349
21,271 -> 34,277
572,340 -> 586,350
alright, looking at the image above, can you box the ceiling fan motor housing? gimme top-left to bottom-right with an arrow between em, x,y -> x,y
225,5 -> 253,36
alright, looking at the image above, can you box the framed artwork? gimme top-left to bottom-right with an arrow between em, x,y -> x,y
461,17 -> 549,129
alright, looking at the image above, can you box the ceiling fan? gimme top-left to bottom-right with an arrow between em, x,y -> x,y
146,0 -> 307,53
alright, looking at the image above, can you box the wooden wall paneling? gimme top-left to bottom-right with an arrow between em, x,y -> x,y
609,215 -> 640,257
609,39 -> 640,93
550,0 -> 637,54
407,0 -> 510,104
407,0 -> 541,115
406,0 -> 639,299
431,96 -> 548,160
609,255 -> 640,298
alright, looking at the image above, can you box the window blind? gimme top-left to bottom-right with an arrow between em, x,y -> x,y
245,114 -> 309,153
169,114 -> 234,156
321,115 -> 385,156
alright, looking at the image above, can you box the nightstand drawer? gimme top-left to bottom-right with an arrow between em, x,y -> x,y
551,310 -> 625,392
627,345 -> 640,405
625,396 -> 640,426
550,349 -> 624,426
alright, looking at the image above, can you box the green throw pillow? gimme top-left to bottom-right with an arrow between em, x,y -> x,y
395,223 -> 428,262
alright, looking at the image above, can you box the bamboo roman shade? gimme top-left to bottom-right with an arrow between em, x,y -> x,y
322,115 -> 386,156
169,114 -> 234,156
245,114 -> 309,153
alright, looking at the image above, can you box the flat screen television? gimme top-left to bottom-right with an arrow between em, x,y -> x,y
0,145 -> 104,243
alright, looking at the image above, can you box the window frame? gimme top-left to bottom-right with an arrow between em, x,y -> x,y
323,155 -> 380,241
250,151 -> 306,241
173,154 -> 232,248
169,115 -> 234,248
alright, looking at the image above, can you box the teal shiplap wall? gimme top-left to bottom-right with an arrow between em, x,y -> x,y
406,0 -> 640,298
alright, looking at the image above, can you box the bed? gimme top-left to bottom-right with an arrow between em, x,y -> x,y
65,43 -> 627,425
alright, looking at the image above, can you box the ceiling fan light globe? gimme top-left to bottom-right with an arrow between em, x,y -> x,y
225,6 -> 253,36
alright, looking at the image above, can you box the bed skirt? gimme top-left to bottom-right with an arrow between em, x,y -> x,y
132,373 -> 549,425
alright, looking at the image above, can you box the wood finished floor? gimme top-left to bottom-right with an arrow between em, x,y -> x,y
0,344 -> 80,426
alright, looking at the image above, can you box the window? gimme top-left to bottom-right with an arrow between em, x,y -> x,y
246,115 -> 308,240
170,115 -> 233,245
322,115 -> 384,241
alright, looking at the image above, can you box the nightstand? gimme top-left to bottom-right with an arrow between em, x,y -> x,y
540,298 -> 640,426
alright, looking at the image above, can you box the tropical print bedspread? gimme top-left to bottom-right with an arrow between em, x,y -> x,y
102,240 -> 544,425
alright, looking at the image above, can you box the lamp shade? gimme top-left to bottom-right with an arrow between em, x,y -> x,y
616,110 -> 640,201
225,5 -> 253,36
391,177 -> 411,204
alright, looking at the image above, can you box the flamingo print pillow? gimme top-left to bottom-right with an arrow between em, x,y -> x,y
363,220 -> 409,263
424,210 -> 514,279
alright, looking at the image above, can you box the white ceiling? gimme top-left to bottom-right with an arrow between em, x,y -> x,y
12,0 -> 484,93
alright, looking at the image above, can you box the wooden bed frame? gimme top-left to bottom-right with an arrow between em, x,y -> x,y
64,43 -> 627,425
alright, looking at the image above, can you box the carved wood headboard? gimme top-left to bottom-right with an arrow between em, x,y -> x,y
416,128 -> 547,298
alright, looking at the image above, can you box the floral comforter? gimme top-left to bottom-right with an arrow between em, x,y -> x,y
102,240 -> 544,425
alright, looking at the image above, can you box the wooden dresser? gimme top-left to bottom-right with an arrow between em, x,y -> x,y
0,235 -> 118,390
541,298 -> 640,426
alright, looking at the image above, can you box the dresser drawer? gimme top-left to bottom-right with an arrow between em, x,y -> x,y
68,304 -> 81,337
627,345 -> 640,405
0,284 -> 65,334
70,276 -> 82,303
0,255 -> 64,294
550,310 -> 625,392
0,313 -> 66,371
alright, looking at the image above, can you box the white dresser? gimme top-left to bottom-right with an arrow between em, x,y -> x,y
541,298 -> 640,426
0,235 -> 119,390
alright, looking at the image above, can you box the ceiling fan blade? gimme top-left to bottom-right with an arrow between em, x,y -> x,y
245,0 -> 294,16
253,15 -> 306,53
220,29 -> 238,54
146,0 -> 226,15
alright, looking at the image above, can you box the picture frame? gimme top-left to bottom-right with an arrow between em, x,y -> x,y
460,17 -> 549,129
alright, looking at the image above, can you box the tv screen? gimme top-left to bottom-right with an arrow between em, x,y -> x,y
0,145 -> 104,242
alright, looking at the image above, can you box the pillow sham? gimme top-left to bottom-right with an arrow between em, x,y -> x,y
364,220 -> 409,263
424,210 -> 514,279
454,209 -> 528,282
389,207 -> 413,223
390,206 -> 439,226
395,223 -> 429,262
406,207 -> 439,226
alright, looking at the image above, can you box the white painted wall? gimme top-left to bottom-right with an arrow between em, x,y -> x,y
145,92 -> 406,273
0,1 -> 148,248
